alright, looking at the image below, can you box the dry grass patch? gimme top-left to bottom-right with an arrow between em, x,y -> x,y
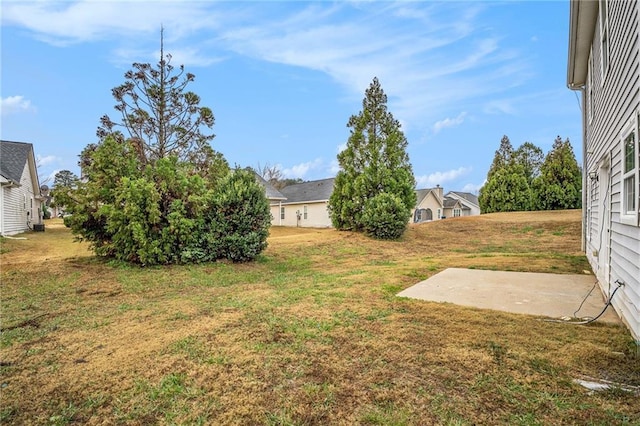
1,211 -> 638,425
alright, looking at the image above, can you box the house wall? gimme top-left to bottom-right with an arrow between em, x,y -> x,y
446,193 -> 481,216
584,0 -> 640,340
1,162 -> 40,235
412,191 -> 442,222
270,201 -> 332,228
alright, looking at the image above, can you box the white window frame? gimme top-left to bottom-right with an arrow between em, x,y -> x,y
599,0 -> 609,84
437,208 -> 441,219
303,205 -> 308,220
280,206 -> 285,220
453,208 -> 461,218
620,112 -> 639,226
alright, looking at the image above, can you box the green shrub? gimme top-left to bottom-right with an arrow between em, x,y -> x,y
208,168 -> 271,262
361,192 -> 410,240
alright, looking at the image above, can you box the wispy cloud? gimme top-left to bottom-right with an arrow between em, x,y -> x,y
0,1 -> 219,46
36,155 -> 58,167
462,181 -> 485,193
4,1 -> 536,139
1,96 -> 34,115
415,167 -> 471,188
282,158 -> 323,179
433,112 -> 467,134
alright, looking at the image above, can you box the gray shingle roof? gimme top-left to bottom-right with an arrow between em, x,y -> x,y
280,178 -> 335,203
0,140 -> 32,183
443,197 -> 459,208
253,172 -> 286,200
448,191 -> 479,206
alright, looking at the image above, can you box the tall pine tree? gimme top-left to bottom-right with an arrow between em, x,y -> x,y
479,135 -> 533,213
532,136 -> 582,210
328,77 -> 416,238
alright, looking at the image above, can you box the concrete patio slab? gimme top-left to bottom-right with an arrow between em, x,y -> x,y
398,268 -> 620,324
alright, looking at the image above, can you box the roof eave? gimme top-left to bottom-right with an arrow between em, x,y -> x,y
567,0 -> 598,89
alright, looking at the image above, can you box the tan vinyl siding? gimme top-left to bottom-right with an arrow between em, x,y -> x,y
270,202 -> 331,228
584,0 -> 640,340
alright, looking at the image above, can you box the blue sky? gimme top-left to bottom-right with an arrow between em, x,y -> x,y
1,1 -> 581,193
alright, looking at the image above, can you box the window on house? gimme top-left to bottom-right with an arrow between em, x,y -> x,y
621,113 -> 639,225
454,208 -> 461,217
599,0 -> 609,82
303,205 -> 308,220
437,209 -> 441,219
280,207 -> 285,220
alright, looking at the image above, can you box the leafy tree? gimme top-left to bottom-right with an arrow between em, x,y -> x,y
532,136 -> 582,210
479,163 -> 531,213
514,142 -> 544,185
97,29 -> 220,172
53,170 -> 80,189
50,170 -> 80,210
328,77 -> 416,239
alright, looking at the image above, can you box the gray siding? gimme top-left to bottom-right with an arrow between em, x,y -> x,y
585,0 -> 640,340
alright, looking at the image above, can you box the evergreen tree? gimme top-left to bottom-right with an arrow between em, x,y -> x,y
96,28 -> 223,175
532,136 -> 582,210
479,163 -> 531,213
479,135 -> 532,213
486,135 -> 514,181
513,141 -> 544,185
328,77 -> 416,238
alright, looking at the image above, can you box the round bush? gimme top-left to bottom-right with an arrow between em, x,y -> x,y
361,192 -> 410,240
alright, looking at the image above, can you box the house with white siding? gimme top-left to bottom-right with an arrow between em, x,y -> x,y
1,140 -> 45,235
567,0 -> 639,342
270,178 -> 334,228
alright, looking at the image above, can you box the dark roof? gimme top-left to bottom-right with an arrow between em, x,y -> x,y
443,197 -> 459,208
415,187 -> 443,206
280,178 -> 335,203
447,191 -> 479,206
0,140 -> 33,183
253,172 -> 286,200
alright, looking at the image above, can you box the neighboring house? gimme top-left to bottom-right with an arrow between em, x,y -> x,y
445,191 -> 481,216
412,185 -> 444,222
40,185 -> 64,218
271,178 -> 334,228
442,197 -> 468,219
0,140 -> 45,235
412,186 -> 480,222
567,0 -> 639,341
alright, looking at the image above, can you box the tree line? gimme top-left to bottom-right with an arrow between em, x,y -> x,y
479,135 -> 582,213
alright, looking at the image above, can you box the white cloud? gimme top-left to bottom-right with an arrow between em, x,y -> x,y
282,158 -> 323,179
220,2 -> 530,132
4,2 -> 536,136
1,96 -> 33,115
1,1 -> 219,45
415,167 -> 471,188
36,155 -> 58,167
112,46 -> 226,68
433,112 -> 467,134
462,181 -> 485,193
